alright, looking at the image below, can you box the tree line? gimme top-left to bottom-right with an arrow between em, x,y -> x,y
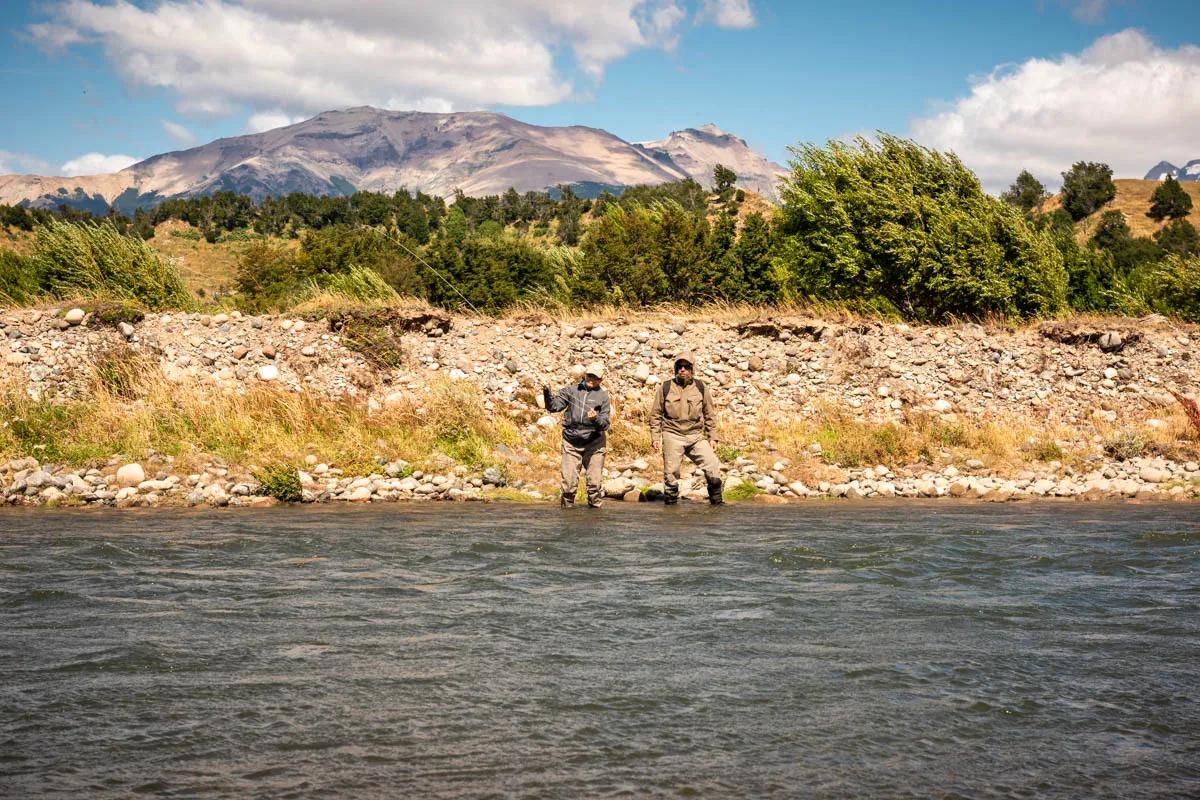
999,163 -> 1197,316
3,148 -> 1198,322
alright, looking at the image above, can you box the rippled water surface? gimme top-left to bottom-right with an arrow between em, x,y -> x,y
2,502 -> 1198,798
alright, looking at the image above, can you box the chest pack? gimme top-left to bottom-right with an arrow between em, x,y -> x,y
661,378 -> 705,416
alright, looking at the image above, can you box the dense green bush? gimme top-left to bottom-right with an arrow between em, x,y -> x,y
424,233 -> 557,312
1060,161 -> 1116,221
29,219 -> 191,309
0,249 -> 40,305
254,464 -> 303,502
1148,176 -> 1193,221
772,135 -> 1067,320
1001,170 -> 1048,214
1145,255 -> 1200,322
1154,218 -> 1200,257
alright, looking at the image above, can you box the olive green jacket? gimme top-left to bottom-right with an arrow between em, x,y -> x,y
650,377 -> 717,444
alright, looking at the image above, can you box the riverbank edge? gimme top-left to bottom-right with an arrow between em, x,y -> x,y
2,459 -> 1198,510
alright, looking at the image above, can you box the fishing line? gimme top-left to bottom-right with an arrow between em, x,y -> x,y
358,222 -> 484,316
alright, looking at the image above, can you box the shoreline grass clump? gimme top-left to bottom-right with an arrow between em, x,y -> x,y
254,464 -> 303,502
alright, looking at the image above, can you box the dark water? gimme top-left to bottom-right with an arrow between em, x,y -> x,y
1,503 -> 1198,799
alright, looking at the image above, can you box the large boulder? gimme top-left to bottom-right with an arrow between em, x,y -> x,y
116,463 -> 145,488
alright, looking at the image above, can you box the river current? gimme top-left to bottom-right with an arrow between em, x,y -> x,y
1,502 -> 1197,798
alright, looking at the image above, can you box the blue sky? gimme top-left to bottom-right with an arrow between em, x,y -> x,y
1,0 -> 1197,190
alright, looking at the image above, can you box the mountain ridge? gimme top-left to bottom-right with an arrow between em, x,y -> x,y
1143,159 -> 1200,182
0,108 -> 787,211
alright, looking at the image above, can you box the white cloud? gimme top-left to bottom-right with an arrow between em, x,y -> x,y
245,110 -> 305,133
161,119 -> 197,146
909,30 -> 1200,193
1069,0 -> 1108,24
697,0 -> 756,29
60,152 -> 139,176
0,151 -> 51,175
30,1 -> 710,120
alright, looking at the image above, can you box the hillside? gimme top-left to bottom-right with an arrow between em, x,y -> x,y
1044,178 -> 1200,240
0,108 -> 786,211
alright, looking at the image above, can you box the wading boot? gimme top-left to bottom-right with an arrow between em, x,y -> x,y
560,493 -> 575,508
663,485 -> 679,506
707,476 -> 725,506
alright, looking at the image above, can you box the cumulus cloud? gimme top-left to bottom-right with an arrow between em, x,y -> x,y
161,119 -> 197,146
697,0 -> 756,29
0,151 -> 51,175
60,152 -> 139,176
245,110 -> 305,133
29,0 -> 705,120
909,30 -> 1200,192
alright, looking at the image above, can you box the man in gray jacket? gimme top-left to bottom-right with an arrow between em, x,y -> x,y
543,362 -> 611,507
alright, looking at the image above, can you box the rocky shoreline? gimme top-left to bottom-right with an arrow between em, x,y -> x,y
2,303 -> 1199,508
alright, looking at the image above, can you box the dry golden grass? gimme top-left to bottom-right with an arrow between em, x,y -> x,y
149,220 -> 297,297
0,364 -> 520,475
496,298 -> 874,326
1043,178 -> 1200,241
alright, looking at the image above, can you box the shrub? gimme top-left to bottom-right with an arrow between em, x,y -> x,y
235,240 -> 302,309
1148,176 -> 1193,221
1145,255 -> 1200,322
1060,161 -> 1116,221
1001,170 -> 1048,214
88,298 -> 147,326
1104,432 -> 1148,461
0,249 -> 40,305
323,263 -> 399,302
29,219 -> 191,309
255,464 -> 303,502
772,134 -> 1067,320
1153,218 -> 1200,258
1029,439 -> 1064,462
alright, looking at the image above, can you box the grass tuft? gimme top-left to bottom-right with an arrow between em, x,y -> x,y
254,464 -> 303,502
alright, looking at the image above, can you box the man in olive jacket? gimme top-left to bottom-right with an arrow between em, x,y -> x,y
543,362 -> 610,508
650,351 -> 724,505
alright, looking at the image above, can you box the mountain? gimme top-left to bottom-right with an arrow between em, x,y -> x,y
1143,159 -> 1200,182
0,108 -> 787,212
636,123 -> 788,199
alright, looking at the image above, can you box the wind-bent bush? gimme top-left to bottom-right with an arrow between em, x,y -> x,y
772,134 -> 1067,320
1145,255 -> 1200,322
0,249 -> 40,305
29,219 -> 191,309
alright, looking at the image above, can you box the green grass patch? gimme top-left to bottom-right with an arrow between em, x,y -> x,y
254,464 -> 303,502
725,481 -> 763,501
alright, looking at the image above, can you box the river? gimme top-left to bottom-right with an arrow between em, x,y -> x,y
1,502 -> 1197,798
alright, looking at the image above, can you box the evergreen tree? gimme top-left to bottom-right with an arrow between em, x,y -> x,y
1060,161 -> 1116,221
1148,175 -> 1193,221
713,164 -> 737,197
1153,218 -> 1200,257
1001,170 -> 1048,214
732,211 -> 774,304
